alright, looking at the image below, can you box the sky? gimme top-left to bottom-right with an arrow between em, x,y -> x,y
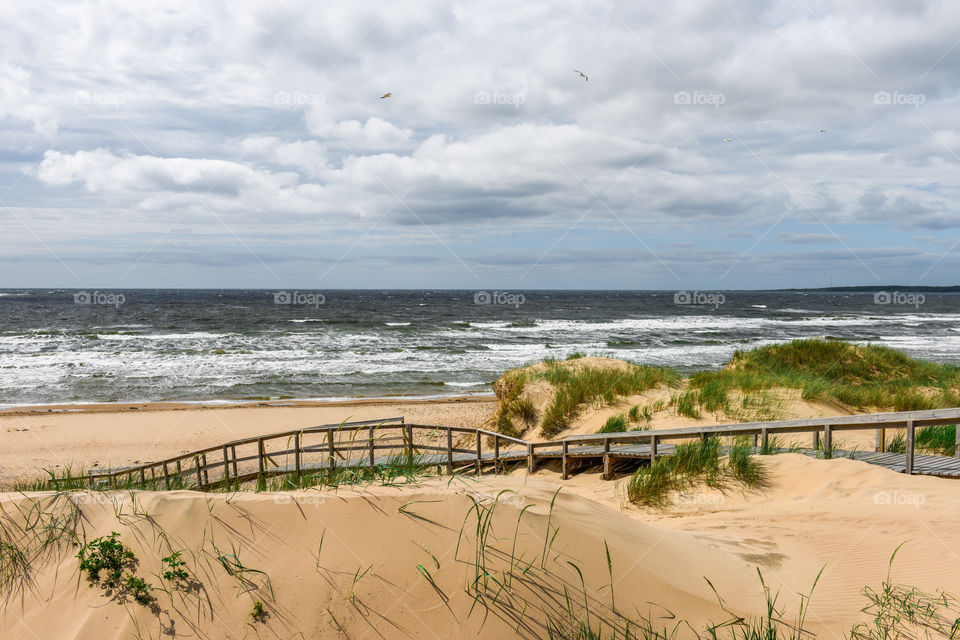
1,0 -> 959,290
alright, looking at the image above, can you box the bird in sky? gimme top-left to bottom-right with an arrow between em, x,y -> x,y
723,138 -> 732,142
574,70 -> 588,82
819,129 -> 826,133
381,92 -> 392,99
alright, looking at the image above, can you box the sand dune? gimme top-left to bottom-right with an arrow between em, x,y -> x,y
3,454 -> 959,639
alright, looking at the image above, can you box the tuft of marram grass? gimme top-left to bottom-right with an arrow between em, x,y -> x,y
627,437 -> 766,508
688,339 -> 960,417
537,363 -> 679,437
598,414 -> 627,433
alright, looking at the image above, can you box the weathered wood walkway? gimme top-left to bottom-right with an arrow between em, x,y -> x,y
81,408 -> 960,490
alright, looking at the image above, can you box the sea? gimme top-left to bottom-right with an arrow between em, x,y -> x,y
1,288 -> 959,408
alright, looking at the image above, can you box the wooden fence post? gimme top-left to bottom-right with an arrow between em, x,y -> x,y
195,456 -> 203,489
163,462 -> 170,490
405,424 -> 414,459
258,438 -> 266,476
446,428 -> 454,475
650,434 -> 658,463
475,431 -> 482,476
493,435 -> 501,474
823,425 -> 832,459
562,440 -> 569,480
955,425 -> 960,458
294,432 -> 302,476
761,428 -> 769,453
369,426 -> 376,468
602,439 -> 611,480
876,429 -> 886,453
812,429 -> 820,451
222,445 -> 230,486
328,429 -> 336,470
527,443 -> 536,474
905,421 -> 915,475
231,445 -> 238,477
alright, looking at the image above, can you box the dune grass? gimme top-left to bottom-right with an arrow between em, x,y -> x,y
598,414 -> 628,433
686,339 -> 960,417
14,455 -> 437,495
627,437 -> 766,508
536,362 -> 679,437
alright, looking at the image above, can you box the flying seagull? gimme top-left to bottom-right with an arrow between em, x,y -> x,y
574,70 -> 588,82
381,92 -> 392,99
819,129 -> 826,133
723,138 -> 732,142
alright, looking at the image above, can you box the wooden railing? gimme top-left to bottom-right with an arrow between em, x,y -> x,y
82,408 -> 960,490
560,407 -> 960,478
86,417 -> 530,490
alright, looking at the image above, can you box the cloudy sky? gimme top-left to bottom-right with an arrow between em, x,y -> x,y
2,0 -> 959,289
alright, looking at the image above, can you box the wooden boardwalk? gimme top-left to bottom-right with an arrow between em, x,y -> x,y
80,408 -> 960,490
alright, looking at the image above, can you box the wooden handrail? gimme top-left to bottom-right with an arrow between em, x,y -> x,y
79,407 -> 960,488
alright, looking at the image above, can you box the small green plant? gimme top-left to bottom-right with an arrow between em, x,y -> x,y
161,551 -> 190,582
123,574 -> 153,605
598,414 -> 627,433
566,352 -> 586,360
672,391 -> 702,419
627,437 -> 766,508
886,431 -> 906,453
626,458 -> 676,508
76,532 -> 135,589
250,600 -> 267,622
627,405 -> 640,422
851,544 -> 960,640
509,397 -> 538,427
